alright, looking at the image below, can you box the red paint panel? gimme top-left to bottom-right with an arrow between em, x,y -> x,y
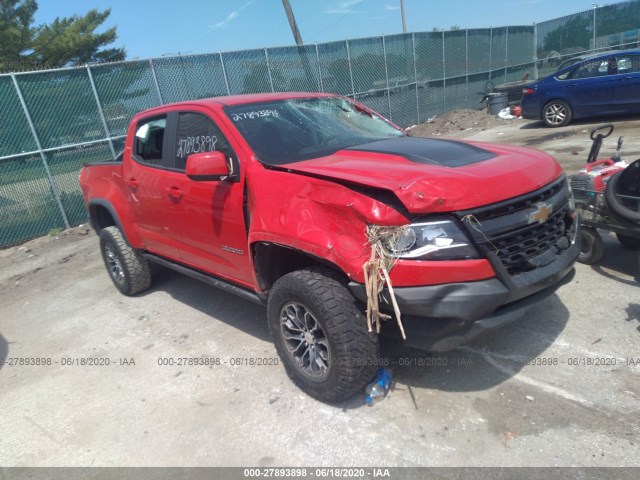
283,143 -> 562,213
387,259 -> 496,287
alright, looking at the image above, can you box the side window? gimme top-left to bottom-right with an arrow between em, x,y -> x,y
571,60 -> 610,79
174,113 -> 236,173
615,55 -> 640,74
133,116 -> 167,166
598,60 -> 611,75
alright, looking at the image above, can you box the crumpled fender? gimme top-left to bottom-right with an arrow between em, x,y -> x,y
247,168 -> 409,282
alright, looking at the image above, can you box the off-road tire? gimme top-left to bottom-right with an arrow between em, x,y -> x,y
578,228 -> 604,265
267,267 -> 379,403
99,226 -> 151,296
604,170 -> 640,224
543,100 -> 572,128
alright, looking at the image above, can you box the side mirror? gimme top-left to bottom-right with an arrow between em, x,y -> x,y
186,151 -> 229,181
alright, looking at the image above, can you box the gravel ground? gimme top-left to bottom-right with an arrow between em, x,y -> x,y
1,113 -> 639,470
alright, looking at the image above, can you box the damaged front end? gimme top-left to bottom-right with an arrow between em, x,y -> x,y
349,175 -> 580,351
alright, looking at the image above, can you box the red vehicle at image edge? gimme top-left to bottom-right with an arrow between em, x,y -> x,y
79,92 -> 580,402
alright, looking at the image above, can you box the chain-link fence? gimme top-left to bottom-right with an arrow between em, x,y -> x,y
536,0 -> 640,77
2,0 -> 639,247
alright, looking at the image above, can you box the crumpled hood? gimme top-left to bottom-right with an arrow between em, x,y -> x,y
281,137 -> 563,213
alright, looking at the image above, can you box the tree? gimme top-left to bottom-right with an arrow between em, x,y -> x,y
0,0 -> 125,71
541,15 -> 591,55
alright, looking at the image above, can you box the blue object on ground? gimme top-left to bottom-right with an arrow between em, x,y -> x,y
364,368 -> 392,406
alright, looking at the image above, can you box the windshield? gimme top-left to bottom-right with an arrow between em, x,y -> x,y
224,97 -> 404,165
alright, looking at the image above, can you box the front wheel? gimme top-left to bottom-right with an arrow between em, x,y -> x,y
267,268 -> 379,403
543,100 -> 572,128
578,228 -> 604,264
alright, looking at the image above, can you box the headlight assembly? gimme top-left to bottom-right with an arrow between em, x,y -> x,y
566,179 -> 576,212
381,218 -> 480,260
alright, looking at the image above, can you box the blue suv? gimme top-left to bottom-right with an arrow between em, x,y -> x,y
522,49 -> 640,127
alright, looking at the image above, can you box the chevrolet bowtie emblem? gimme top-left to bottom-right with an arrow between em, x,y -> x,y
528,202 -> 553,224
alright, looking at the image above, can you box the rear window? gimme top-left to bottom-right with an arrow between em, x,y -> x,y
133,116 -> 167,166
615,55 -> 640,74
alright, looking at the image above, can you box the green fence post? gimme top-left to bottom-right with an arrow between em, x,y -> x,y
489,27 -> 493,82
442,30 -> 446,113
219,52 -> 231,95
412,32 -> 420,123
11,74 -> 70,229
592,5 -> 597,50
381,35 -> 392,121
345,40 -> 355,98
315,43 -> 323,92
149,59 -> 164,104
504,26 -> 509,83
530,27 -> 536,76
86,66 -> 117,160
264,48 -> 275,92
465,29 -> 469,106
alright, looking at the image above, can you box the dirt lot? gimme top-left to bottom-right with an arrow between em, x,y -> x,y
1,113 -> 639,468
408,108 -> 640,174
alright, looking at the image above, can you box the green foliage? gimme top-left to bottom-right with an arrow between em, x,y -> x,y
0,0 -> 36,66
0,0 -> 125,72
542,15 -> 592,54
542,3 -> 640,55
595,2 -> 640,38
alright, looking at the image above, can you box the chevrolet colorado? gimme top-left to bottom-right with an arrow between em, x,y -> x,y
80,92 -> 579,402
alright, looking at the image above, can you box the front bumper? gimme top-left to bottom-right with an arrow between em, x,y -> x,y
348,238 -> 579,352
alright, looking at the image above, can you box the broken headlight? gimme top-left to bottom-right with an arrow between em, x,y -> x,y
566,179 -> 576,212
383,218 -> 480,260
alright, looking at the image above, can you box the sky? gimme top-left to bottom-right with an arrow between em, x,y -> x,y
33,0 -> 616,60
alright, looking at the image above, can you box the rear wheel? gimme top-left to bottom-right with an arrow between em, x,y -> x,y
543,100 -> 572,128
604,170 -> 640,224
99,226 -> 151,295
578,228 -> 604,264
267,268 -> 378,403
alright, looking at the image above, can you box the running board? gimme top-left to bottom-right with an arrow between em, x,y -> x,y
143,253 -> 267,306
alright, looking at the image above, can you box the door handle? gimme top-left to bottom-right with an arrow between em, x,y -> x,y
166,187 -> 183,200
127,178 -> 139,189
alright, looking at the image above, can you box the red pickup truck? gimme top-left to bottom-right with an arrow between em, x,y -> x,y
80,92 -> 579,402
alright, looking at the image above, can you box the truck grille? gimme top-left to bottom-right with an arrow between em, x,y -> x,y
469,177 -> 565,221
458,177 -> 573,275
486,205 -> 569,273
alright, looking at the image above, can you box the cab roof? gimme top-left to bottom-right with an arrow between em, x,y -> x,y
172,92 -> 336,108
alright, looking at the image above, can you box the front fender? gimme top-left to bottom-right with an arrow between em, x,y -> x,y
247,169 -> 409,283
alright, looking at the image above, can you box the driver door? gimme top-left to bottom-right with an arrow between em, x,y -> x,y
171,108 -> 254,287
